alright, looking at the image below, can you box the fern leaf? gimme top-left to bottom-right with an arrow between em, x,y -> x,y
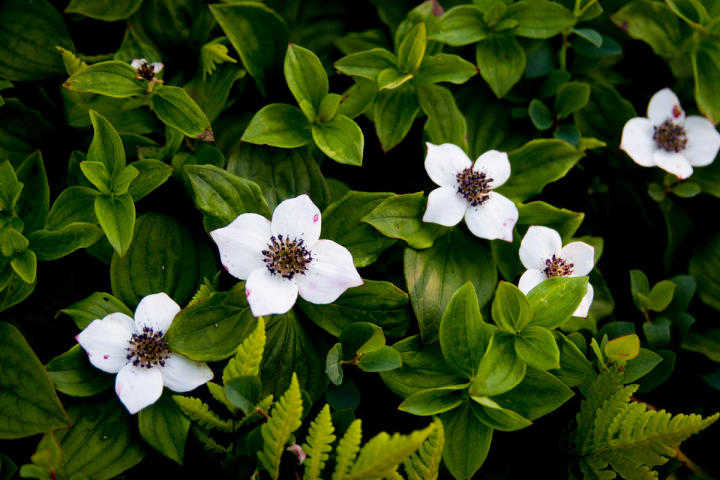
332,419 -> 363,480
575,367 -> 624,453
302,404 -> 336,480
403,417 -> 444,480
257,373 -> 304,480
187,277 -> 216,307
173,395 -> 233,432
386,469 -> 404,480
223,318 -> 266,383
237,394 -> 275,431
191,426 -> 231,455
200,37 -> 237,79
346,424 -> 433,480
207,381 -> 237,414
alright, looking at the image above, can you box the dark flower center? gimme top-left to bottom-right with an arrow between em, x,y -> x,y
126,327 -> 169,368
456,167 -> 493,207
262,234 -> 312,280
136,62 -> 158,81
543,254 -> 574,278
653,119 -> 687,153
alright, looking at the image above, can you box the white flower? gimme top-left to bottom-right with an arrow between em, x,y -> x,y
131,58 -> 164,80
76,292 -> 213,414
620,88 -> 720,179
422,143 -> 518,242
518,226 -> 595,318
210,194 -> 363,317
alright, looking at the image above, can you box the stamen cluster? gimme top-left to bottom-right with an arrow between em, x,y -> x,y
136,61 -> 158,81
653,119 -> 688,153
262,234 -> 313,279
543,254 -> 574,278
126,326 -> 170,368
456,167 -> 493,207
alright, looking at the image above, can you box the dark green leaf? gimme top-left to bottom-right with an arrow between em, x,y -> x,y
554,82 -> 591,119
334,48 -> 397,81
416,84 -> 467,150
503,0 -> 576,39
284,43 -> 328,115
430,5 -> 488,46
470,396 -> 532,431
15,151 -> 50,233
475,33 -> 526,98
28,223 -> 104,261
311,115 -> 364,166
242,103 -> 312,148
362,192 -> 445,249
10,248 -> 36,283
551,331 -> 594,388
45,345 -> 113,398
492,367 -> 573,419
611,0 -> 684,59
65,0 -> 143,21
517,201 -> 584,240
64,61 -> 146,98
528,98 -> 553,130
152,85 -> 213,141
441,402 -> 493,480
492,281 -> 533,333
472,332 -> 526,396
414,53 -> 477,85
683,329 -> 720,362
138,392 -> 190,464
128,159 -> 174,201
693,38 -> 720,124
399,385 -> 468,415
623,348 -> 663,382
94,193 -> 135,256
88,110 -> 126,178
689,233 -> 720,311
59,291 -> 133,330
514,326 -> 560,370
374,83 -> 420,151
225,376 -> 262,414
358,346 -> 403,372
527,276 -> 589,329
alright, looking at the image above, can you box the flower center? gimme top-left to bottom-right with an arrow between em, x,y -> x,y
262,234 -> 312,280
456,167 -> 493,207
653,119 -> 687,153
136,62 -> 158,81
543,254 -> 574,278
126,327 -> 169,368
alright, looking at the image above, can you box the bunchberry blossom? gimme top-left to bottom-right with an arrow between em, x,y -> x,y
518,226 -> 595,317
210,194 -> 363,317
422,143 -> 518,242
620,88 -> 720,179
76,292 -> 213,414
131,58 -> 163,81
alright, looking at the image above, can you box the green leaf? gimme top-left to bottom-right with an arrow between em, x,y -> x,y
403,417 -> 444,480
693,39 -> 720,124
611,0 -> 684,60
173,396 -> 232,432
575,82 -> 636,144
492,367 -> 573,419
527,276 -> 588,329
397,23 -> 427,73
242,103 -> 313,148
0,160 -> 22,212
15,151 -> 50,233
45,345 -> 112,397
666,0 -> 709,26
398,385 -> 468,416
94,193 -> 135,256
302,404 -> 336,480
10,249 -> 36,284
374,83 -> 420,151
284,43 -> 328,116
472,332 -> 526,397
152,84 -> 213,141
127,159 -> 174,201
340,322 -> 386,355
0,271 -> 36,313
362,192 -> 446,249
528,98 -> 553,130
554,82 -> 591,119
689,233 -> 720,311
334,48 -> 397,81
88,109 -> 126,178
503,0 -> 576,39
498,139 -> 584,202
414,53 -> 478,85
65,0 -> 143,21
469,396 -> 532,431
475,33 -> 526,98
357,346 -> 403,372
80,161 -> 112,194
317,93 -> 343,123
624,348 -> 663,383
572,28 -> 603,47
517,201 -> 584,240
64,61 -> 146,98
138,392 -> 190,465
209,2 -> 288,96
492,282 -> 533,333
28,223 -> 103,261
110,212 -> 216,309
184,163 -> 271,230
332,419 -> 362,480
312,115 -> 364,166
416,84 -> 467,150
346,424 -> 432,479
258,373 -> 303,480
0,323 -> 69,438
683,329 -> 720,362
223,317 -> 266,382
647,280 -> 676,312
59,291 -> 132,329
514,326 -> 560,370
377,67 -> 414,90
552,331 -> 595,388
430,5 -> 488,46
604,334 -> 641,362
225,376 -> 262,413
110,164 -> 138,195
186,63 -> 246,123
440,402 -> 493,480
326,342 -> 344,386
199,38 -> 238,79
405,229 -> 497,344
322,191 -> 395,267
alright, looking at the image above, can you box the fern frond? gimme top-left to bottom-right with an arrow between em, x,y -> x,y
302,404 -> 336,480
191,426 -> 231,455
386,469 -> 404,480
207,381 -> 237,414
257,373 -> 303,480
187,277 -> 216,307
403,417 -> 444,480
332,419 -> 363,480
200,37 -> 237,79
173,395 -> 233,432
223,317 -> 266,383
576,367 -> 624,452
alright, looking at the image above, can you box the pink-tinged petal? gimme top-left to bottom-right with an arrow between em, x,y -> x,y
519,226 -> 562,270
422,186 -> 467,227
424,142 -> 472,187
151,62 -> 164,73
76,313 -> 134,373
271,194 -> 322,246
647,88 -> 683,125
473,150 -> 511,188
210,213 -> 271,280
620,117 -> 656,167
131,58 -> 146,70
573,283 -> 594,318
115,364 -> 163,414
653,150 -> 693,179
558,241 -> 595,277
160,353 -> 213,392
246,268 -> 299,317
296,239 -> 363,304
684,116 -> 720,167
463,192 -> 518,242
518,269 -> 546,294
134,292 -> 181,333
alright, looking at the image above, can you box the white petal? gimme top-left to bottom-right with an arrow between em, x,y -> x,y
653,150 -> 693,179
518,269 -> 546,294
647,88 -> 684,125
620,117 -> 657,167
115,364 -> 163,414
295,239 -> 363,304
424,142 -> 472,187
463,192 -> 518,242
246,268 -> 299,317
271,194 -> 321,246
161,353 -> 213,392
473,150 -> 511,188
422,186 -> 467,227
684,116 -> 720,167
131,58 -> 146,70
210,213 -> 271,280
76,313 -> 134,373
151,62 -> 164,73
559,241 -> 595,277
519,225 -> 562,270
134,292 -> 181,334
573,283 -> 594,318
